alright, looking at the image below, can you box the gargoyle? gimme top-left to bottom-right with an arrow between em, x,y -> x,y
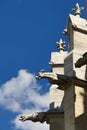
75,52 -> 87,68
19,112 -> 47,123
19,109 -> 64,124
36,70 -> 73,90
36,70 -> 58,81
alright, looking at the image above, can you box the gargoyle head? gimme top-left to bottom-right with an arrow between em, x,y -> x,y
36,70 -> 45,79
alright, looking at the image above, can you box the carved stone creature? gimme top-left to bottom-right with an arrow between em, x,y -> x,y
19,110 -> 64,124
75,52 -> 87,68
36,70 -> 58,81
36,70 -> 73,90
36,70 -> 87,89
19,112 -> 47,123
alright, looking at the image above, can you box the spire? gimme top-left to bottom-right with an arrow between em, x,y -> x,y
56,39 -> 66,52
72,3 -> 84,17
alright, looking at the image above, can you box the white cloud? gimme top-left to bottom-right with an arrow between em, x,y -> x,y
13,115 -> 49,130
0,69 -> 49,130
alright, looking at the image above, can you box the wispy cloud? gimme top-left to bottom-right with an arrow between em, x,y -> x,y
0,69 -> 49,130
13,115 -> 49,130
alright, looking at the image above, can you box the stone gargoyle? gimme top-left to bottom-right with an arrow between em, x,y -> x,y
36,70 -> 73,90
36,70 -> 87,89
75,52 -> 87,68
19,112 -> 48,123
19,109 -> 64,124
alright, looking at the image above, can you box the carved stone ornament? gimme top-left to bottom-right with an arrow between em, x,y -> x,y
56,39 -> 66,52
19,109 -> 64,124
72,3 -> 84,17
36,70 -> 87,90
75,52 -> 87,68
19,112 -> 46,123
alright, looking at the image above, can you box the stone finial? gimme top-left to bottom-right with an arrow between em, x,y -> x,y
63,28 -> 68,35
56,39 -> 66,52
72,3 -> 84,17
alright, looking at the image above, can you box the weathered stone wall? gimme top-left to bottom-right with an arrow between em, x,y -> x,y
64,13 -> 87,130
49,52 -> 67,130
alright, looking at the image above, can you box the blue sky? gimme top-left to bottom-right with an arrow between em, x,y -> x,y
0,0 -> 86,130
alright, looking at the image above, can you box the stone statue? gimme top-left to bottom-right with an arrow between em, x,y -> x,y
19,109 -> 64,124
36,70 -> 58,81
36,70 -> 73,90
19,112 -> 47,123
75,52 -> 87,68
36,70 -> 87,89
